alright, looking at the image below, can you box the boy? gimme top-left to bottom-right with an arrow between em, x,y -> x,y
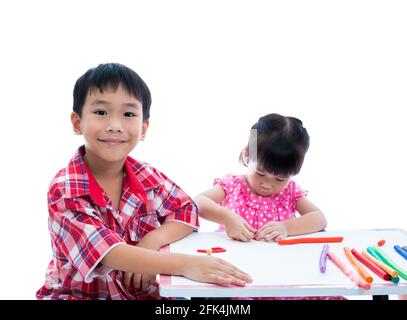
36,63 -> 251,299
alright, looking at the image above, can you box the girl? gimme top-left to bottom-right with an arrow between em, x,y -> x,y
194,113 -> 327,242
194,113 -> 345,300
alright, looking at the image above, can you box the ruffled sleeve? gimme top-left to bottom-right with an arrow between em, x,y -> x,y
213,174 -> 242,199
289,180 -> 308,203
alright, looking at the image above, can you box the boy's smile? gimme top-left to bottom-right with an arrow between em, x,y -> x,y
98,138 -> 129,145
71,84 -> 149,167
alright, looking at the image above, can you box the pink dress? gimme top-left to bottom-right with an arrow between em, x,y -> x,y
214,174 -> 346,300
214,174 -> 306,230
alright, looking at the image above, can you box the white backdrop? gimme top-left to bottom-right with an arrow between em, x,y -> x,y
0,0 -> 406,299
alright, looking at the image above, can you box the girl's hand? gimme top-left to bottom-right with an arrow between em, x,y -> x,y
182,255 -> 252,286
224,212 -> 257,242
255,221 -> 288,242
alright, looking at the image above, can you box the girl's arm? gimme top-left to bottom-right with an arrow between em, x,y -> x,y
194,185 -> 256,241
193,185 -> 234,225
282,196 -> 328,236
101,243 -> 252,286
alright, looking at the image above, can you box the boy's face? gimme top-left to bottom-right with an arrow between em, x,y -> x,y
71,84 -> 149,164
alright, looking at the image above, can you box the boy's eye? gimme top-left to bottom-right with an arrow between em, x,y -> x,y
255,172 -> 265,177
124,112 -> 136,117
94,110 -> 108,116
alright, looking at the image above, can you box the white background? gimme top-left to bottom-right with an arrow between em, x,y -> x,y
0,0 -> 406,299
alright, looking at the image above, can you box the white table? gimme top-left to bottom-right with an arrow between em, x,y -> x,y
158,229 -> 407,298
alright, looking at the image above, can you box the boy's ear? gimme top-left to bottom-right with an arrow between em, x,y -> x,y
71,112 -> 82,135
140,120 -> 149,141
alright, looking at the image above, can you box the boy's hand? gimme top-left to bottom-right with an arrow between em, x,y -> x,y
123,272 -> 157,291
123,241 -> 160,291
255,221 -> 288,242
224,212 -> 256,242
182,255 -> 252,287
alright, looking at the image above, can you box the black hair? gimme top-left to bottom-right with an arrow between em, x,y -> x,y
73,63 -> 152,120
241,113 -> 310,177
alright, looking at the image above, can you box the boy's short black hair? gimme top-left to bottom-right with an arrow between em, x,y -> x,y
242,113 -> 310,177
73,63 -> 152,120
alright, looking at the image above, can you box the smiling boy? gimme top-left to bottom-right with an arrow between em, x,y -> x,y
36,63 -> 251,300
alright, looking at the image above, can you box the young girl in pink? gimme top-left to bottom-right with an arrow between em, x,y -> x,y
194,113 -> 345,300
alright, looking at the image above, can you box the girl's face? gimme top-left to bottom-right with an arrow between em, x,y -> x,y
246,161 -> 290,196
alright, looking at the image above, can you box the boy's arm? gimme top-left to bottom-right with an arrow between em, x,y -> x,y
136,221 -> 194,250
283,196 -> 328,236
144,171 -> 201,249
101,243 -> 252,286
102,244 -> 185,275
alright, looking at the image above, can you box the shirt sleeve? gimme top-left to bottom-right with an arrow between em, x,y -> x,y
213,174 -> 237,201
290,181 -> 309,206
48,197 -> 126,283
154,176 -> 199,229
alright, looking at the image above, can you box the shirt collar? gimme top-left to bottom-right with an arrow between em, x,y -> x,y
123,160 -> 147,203
66,146 -> 161,206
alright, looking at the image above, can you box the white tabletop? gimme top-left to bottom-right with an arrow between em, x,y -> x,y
158,229 -> 407,297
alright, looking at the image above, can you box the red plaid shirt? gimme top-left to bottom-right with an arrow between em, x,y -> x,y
36,146 -> 199,300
